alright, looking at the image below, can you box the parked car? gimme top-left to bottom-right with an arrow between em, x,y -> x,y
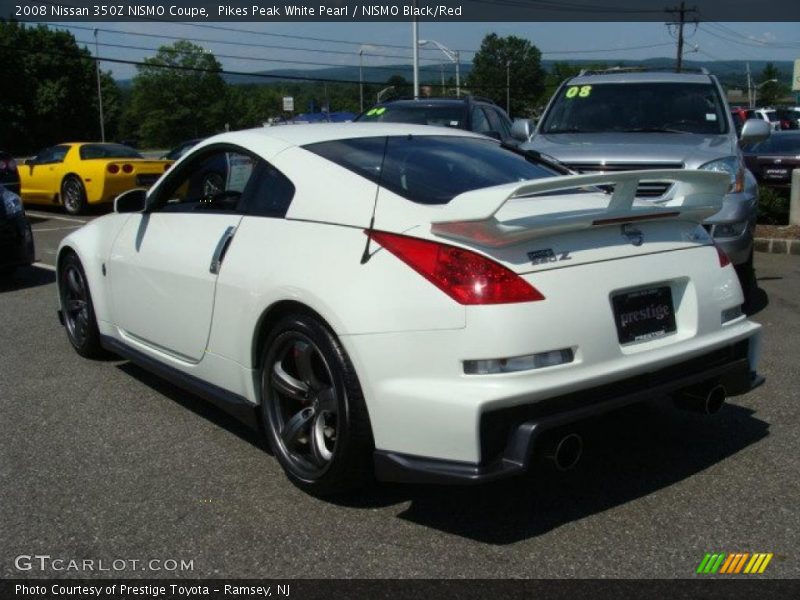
354,96 -> 529,147
0,150 -> 20,195
0,185 -> 34,276
162,138 -> 203,161
743,131 -> 800,188
56,124 -> 761,495
775,108 -> 800,130
522,68 -> 770,291
19,143 -> 173,215
745,108 -> 781,132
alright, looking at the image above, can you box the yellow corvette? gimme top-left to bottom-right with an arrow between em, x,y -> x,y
20,143 -> 173,215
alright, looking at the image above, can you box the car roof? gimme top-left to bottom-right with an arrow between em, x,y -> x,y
204,123 -> 485,148
567,72 -> 713,85
382,98 -> 469,106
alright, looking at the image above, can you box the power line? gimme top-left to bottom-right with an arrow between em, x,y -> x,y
44,22 -> 449,64
0,42 -> 524,92
67,35 -> 450,75
47,22 -> 679,63
699,22 -> 800,50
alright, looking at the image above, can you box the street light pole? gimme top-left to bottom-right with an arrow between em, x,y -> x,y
418,39 -> 459,97
94,29 -> 105,142
358,48 -> 364,112
506,60 -> 511,114
455,50 -> 460,97
754,78 -> 779,109
411,11 -> 419,98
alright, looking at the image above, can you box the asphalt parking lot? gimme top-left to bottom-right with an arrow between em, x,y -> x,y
1,208 -> 798,579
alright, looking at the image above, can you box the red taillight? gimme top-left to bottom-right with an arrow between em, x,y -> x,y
122,163 -> 133,174
715,244 -> 731,268
370,230 -> 545,305
107,163 -> 120,174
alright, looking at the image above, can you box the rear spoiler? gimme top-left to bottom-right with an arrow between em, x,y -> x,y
430,169 -> 730,247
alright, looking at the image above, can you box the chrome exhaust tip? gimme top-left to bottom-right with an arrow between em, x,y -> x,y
547,432 -> 583,472
674,383 -> 727,415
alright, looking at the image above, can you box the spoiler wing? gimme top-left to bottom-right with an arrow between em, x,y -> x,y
430,169 -> 730,247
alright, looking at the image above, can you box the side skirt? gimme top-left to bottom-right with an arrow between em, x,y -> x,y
100,335 -> 260,430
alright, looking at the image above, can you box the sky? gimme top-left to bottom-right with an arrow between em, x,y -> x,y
46,21 -> 800,81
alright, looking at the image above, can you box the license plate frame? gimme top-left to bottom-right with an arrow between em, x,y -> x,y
612,285 -> 677,344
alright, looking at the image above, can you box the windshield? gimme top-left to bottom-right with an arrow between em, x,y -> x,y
356,104 -> 465,128
744,134 -> 800,154
305,136 -> 557,205
79,144 -> 143,160
541,82 -> 729,135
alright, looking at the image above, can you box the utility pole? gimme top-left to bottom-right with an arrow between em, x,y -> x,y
93,29 -> 105,142
746,62 -> 753,108
665,2 -> 697,73
506,60 -> 511,115
358,48 -> 364,112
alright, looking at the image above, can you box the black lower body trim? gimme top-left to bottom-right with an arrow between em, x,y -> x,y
375,345 -> 756,485
100,335 -> 260,429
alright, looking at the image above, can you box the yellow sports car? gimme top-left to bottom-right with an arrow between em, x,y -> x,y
19,142 -> 173,215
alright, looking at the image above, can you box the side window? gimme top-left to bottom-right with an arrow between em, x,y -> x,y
470,107 -> 492,134
243,162 -> 296,218
485,107 -> 511,138
35,145 -> 69,164
151,148 -> 258,214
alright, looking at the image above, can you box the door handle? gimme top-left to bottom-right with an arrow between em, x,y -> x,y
210,226 -> 236,274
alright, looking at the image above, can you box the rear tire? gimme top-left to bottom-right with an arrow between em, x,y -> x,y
61,175 -> 87,216
58,253 -> 104,358
259,313 -> 374,496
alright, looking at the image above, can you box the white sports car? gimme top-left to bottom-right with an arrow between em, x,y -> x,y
56,123 -> 762,495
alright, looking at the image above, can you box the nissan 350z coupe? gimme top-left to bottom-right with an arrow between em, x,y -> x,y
56,124 -> 762,495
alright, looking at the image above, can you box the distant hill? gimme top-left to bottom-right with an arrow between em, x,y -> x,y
116,57 -> 795,88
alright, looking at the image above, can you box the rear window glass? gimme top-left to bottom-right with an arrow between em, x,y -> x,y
304,135 -> 556,205
357,104 -> 465,128
79,144 -> 143,160
744,134 -> 800,154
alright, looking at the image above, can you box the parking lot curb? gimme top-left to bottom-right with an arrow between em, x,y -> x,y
754,238 -> 800,256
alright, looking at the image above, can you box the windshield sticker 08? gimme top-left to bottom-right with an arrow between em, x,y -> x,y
565,85 -> 592,99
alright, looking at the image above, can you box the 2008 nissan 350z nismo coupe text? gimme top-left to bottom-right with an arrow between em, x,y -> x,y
55,123 -> 762,495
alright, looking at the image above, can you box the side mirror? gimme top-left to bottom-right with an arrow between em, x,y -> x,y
511,118 -> 532,142
114,188 -> 147,213
740,118 -> 770,146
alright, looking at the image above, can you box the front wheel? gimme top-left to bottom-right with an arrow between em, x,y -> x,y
61,176 -> 87,215
58,253 -> 104,358
260,313 -> 374,495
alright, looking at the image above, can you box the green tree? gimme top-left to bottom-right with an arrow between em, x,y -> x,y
466,33 -> 545,117
757,63 -> 789,107
0,21 -> 116,154
128,41 -> 227,147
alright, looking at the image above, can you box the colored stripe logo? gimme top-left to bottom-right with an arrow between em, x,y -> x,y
696,552 -> 773,574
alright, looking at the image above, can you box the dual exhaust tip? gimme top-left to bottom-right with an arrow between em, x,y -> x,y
673,383 -> 727,415
540,383 -> 726,472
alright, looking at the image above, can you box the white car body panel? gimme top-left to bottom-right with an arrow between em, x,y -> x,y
109,212 -> 243,362
56,124 -> 762,477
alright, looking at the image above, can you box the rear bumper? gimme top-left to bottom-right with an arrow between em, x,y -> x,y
374,339 -> 757,485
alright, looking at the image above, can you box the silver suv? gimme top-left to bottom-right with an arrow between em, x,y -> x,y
520,69 -> 770,288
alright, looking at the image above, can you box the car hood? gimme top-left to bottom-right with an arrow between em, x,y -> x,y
526,133 -> 737,168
